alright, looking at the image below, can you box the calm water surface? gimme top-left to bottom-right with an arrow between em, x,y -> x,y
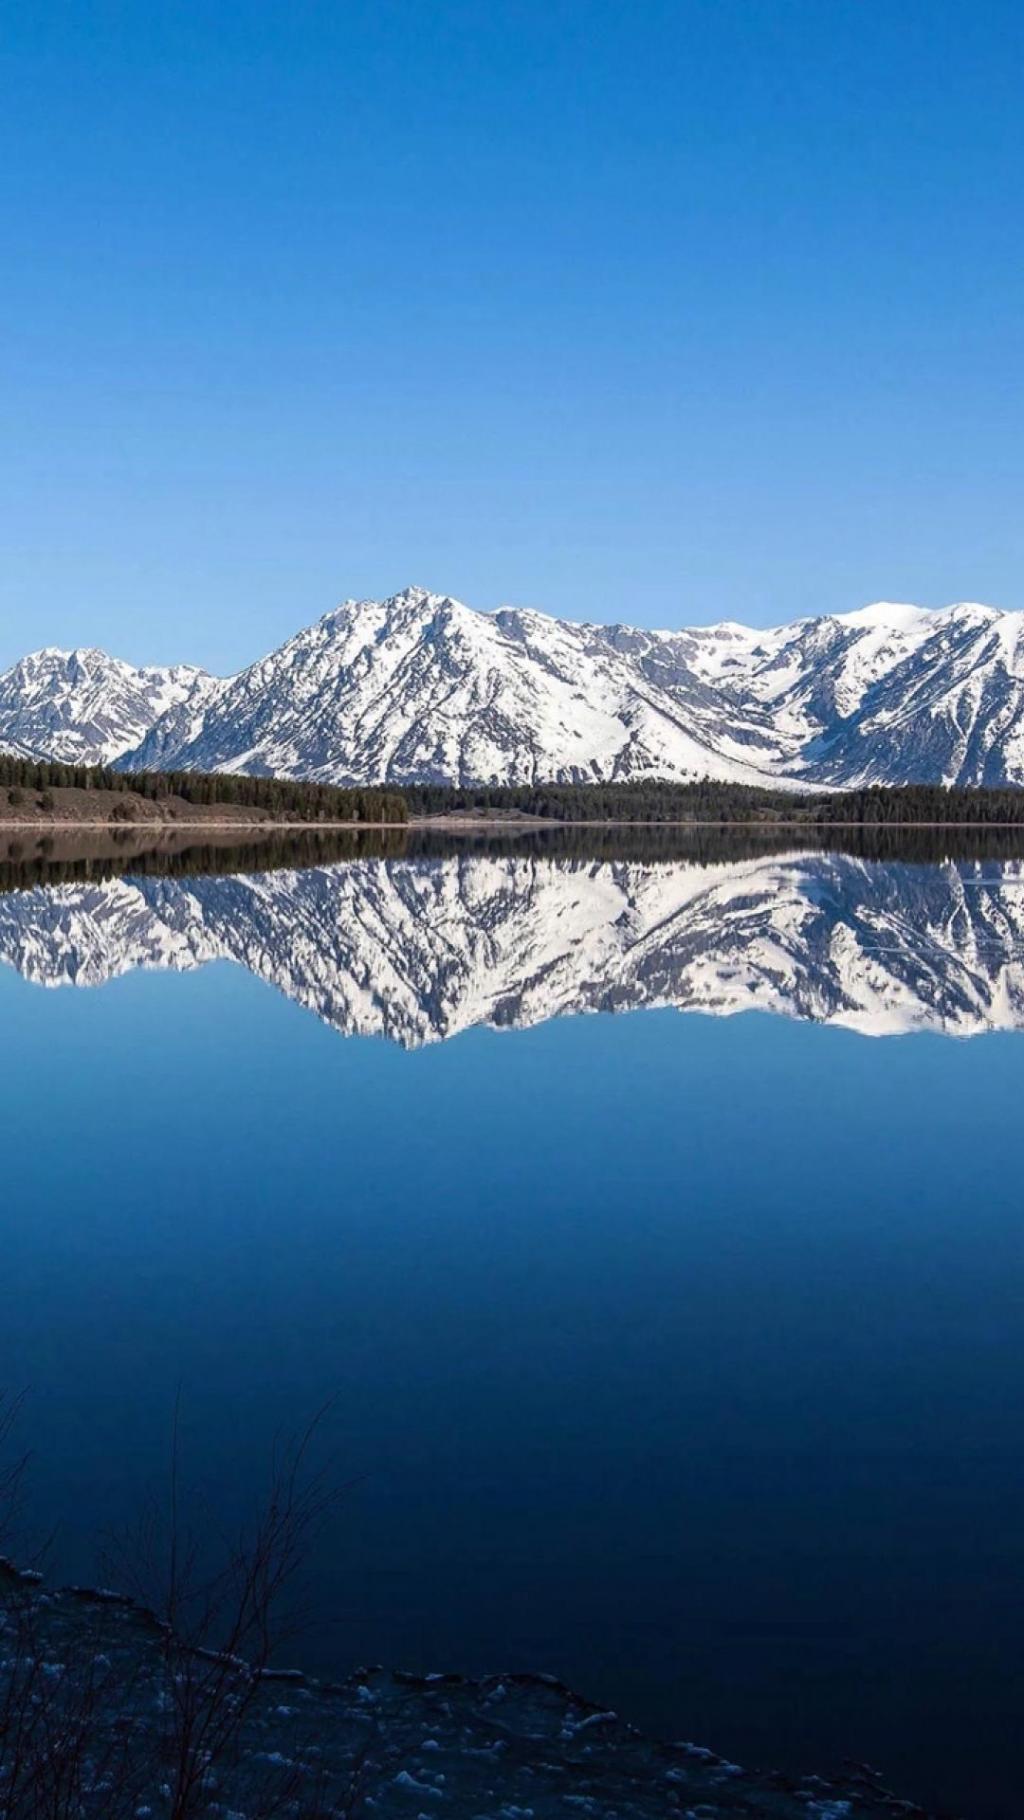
0,839 -> 1022,1818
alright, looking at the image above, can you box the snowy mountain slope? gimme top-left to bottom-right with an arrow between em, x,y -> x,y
635,599 -> 1024,785
125,587 -> 784,788
5,589 -> 1024,787
2,851 -> 1022,1043
791,603 -> 1024,785
0,648 -> 216,767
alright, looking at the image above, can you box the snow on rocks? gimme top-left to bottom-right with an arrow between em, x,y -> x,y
5,587 -> 1024,787
0,1582 -> 950,1819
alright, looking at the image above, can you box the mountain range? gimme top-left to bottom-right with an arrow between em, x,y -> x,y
4,586 -> 1024,788
2,849 -> 1022,1042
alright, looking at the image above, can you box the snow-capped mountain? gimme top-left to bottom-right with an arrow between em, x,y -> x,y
124,587 -> 785,787
0,647 -> 216,768
4,588 -> 1024,786
2,850 -> 1022,1043
669,599 -> 1024,786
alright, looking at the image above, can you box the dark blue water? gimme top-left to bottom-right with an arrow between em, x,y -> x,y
0,849 -> 1022,1817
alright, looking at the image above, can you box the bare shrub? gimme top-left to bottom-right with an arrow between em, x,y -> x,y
0,1394 -> 353,1820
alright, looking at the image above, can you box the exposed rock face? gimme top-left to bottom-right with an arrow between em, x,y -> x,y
1,849 -> 1022,1043
4,587 -> 1024,786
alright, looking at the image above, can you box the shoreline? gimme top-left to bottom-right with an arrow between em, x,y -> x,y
412,814 -> 1024,830
1,815 -> 1024,832
0,817 -> 405,830
2,1563 -> 944,1819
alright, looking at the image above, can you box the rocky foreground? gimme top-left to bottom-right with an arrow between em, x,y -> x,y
0,1573 -> 954,1820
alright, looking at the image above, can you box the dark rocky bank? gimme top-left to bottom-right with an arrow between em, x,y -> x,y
0,1565 -> 957,1820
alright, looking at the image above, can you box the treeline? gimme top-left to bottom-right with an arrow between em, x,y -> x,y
406,822 -> 1024,866
4,819 -> 1024,896
402,779 -> 1024,824
0,755 -> 407,823
0,826 -> 410,896
3,755 -> 1024,828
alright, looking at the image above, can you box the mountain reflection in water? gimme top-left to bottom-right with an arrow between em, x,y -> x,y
1,833 -> 1023,1041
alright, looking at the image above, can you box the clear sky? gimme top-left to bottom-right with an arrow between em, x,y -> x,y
2,0 -> 1022,674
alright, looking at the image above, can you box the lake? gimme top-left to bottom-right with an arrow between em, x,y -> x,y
1,830 -> 1022,1817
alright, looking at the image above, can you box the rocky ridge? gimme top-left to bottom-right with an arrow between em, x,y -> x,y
3,588 -> 1024,788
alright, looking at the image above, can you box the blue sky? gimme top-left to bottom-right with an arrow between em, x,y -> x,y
2,0 -> 1022,673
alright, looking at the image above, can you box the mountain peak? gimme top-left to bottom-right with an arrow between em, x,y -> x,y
3,588 -> 1024,788
320,584 -> 448,630
17,644 -> 112,668
0,645 -> 215,768
390,583 -> 440,606
832,601 -> 933,633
